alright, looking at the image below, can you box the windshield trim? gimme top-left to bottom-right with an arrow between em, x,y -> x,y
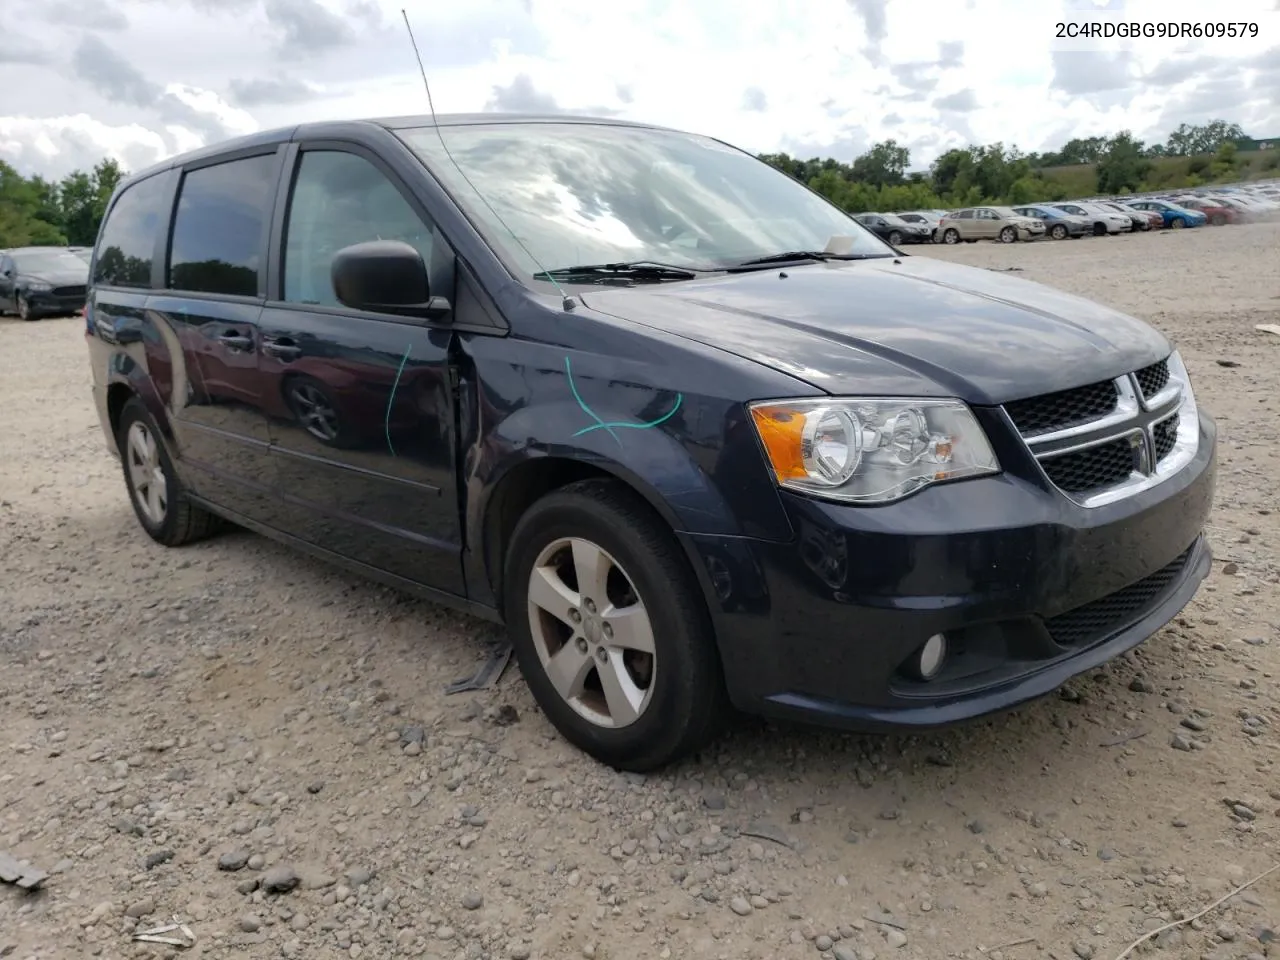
395,120 -> 895,292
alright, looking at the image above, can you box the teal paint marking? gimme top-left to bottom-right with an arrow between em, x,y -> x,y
563,356 -> 682,447
385,345 -> 412,456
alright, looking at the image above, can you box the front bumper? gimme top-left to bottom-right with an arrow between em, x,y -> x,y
688,408 -> 1217,731
24,290 -> 87,316
1019,226 -> 1047,239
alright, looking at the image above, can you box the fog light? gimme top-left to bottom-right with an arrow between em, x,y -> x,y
916,633 -> 947,681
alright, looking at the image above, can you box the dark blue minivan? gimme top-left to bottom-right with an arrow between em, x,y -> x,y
84,114 -> 1216,770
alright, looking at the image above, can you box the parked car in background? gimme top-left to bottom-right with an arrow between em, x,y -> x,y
1011,204 -> 1090,240
1167,196 -> 1238,225
896,210 -> 942,241
68,246 -> 93,261
82,113 -> 1217,770
1125,199 -> 1207,229
1096,201 -> 1162,231
854,212 -> 932,245
0,245 -> 90,320
937,206 -> 1046,243
1050,202 -> 1132,236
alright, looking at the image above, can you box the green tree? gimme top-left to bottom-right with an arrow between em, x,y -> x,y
850,140 -> 910,188
1097,132 -> 1152,194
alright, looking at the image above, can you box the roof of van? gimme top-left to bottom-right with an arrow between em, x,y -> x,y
121,113 -> 670,185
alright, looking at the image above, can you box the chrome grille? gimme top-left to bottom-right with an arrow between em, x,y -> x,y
1004,379 -> 1118,437
1003,353 -> 1198,508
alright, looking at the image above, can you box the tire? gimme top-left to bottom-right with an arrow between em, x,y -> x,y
998,226 -> 1016,243
17,295 -> 35,321
1092,222 -> 1107,237
887,230 -> 903,246
282,374 -> 357,449
942,228 -> 960,244
1210,214 -> 1226,226
1171,217 -> 1185,229
116,396 -> 222,546
503,479 -> 729,771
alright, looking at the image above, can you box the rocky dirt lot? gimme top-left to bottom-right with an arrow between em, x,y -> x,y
2,222 -> 1279,960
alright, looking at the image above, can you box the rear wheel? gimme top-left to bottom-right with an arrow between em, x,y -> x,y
504,479 -> 729,771
117,396 -> 222,546
942,228 -> 960,244
1051,224 -> 1068,240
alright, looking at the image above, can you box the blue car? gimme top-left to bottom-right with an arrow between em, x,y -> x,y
1125,200 -> 1207,229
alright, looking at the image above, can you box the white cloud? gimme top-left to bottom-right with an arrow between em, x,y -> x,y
0,0 -> 1277,179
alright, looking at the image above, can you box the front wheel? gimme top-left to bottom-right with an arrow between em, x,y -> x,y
1051,224 -> 1068,240
1210,214 -> 1226,226
117,397 -> 222,546
998,226 -> 1017,243
16,295 -> 35,321
1171,217 -> 1185,229
942,228 -> 960,244
887,230 -> 903,246
504,479 -> 729,771
1092,222 -> 1107,237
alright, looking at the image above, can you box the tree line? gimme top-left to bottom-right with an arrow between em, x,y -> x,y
0,157 -> 124,249
760,119 -> 1274,214
0,119 -> 1272,248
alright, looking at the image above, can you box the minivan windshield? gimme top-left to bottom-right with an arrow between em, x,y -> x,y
400,122 -> 894,277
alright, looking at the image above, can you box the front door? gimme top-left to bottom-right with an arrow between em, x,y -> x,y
152,149 -> 284,518
258,144 -> 465,596
0,254 -> 15,311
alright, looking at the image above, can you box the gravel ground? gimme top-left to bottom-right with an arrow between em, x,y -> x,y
2,222 -> 1279,960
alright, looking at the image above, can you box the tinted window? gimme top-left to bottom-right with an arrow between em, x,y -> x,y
93,173 -> 168,289
168,153 -> 277,298
283,150 -> 434,307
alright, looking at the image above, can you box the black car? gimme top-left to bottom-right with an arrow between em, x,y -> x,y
85,114 -> 1216,771
0,246 -> 90,320
854,213 -> 932,245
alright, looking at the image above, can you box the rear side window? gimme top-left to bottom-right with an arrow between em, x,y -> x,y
93,173 -> 169,289
168,153 -> 277,298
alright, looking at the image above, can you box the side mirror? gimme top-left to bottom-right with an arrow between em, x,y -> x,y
331,240 -> 450,321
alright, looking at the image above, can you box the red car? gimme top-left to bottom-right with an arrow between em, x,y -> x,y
1172,197 -> 1238,226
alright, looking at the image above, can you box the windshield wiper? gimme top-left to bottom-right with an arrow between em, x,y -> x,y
534,261 -> 715,284
732,251 -> 892,268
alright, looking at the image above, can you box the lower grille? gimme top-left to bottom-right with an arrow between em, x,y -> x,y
1044,546 -> 1193,646
53,285 -> 87,298
1040,436 -> 1137,494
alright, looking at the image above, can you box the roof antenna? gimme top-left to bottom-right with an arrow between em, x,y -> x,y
400,9 -> 577,312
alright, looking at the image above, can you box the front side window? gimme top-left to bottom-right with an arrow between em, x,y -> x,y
399,122 -> 892,276
168,153 -> 277,297
94,173 -> 169,289
282,150 -> 434,307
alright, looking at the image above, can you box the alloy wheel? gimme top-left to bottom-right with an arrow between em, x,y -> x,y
289,381 -> 340,442
526,536 -> 656,729
126,420 -> 168,525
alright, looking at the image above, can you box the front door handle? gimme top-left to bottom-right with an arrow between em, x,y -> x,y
262,336 -> 302,360
218,330 -> 254,351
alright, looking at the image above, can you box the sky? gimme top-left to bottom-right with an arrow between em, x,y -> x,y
1,0 -> 1278,180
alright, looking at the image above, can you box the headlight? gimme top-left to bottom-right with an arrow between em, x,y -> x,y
748,398 -> 1000,504
25,281 -> 52,293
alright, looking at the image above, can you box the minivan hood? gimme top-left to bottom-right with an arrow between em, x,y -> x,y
581,256 -> 1170,406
